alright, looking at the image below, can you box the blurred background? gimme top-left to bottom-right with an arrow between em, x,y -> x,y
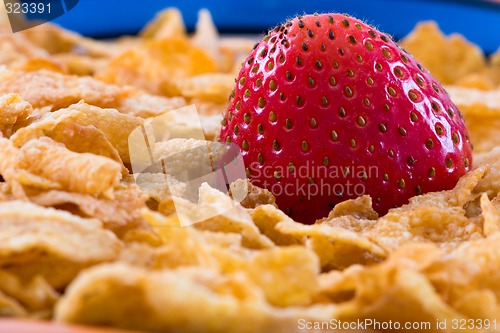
48,0 -> 500,53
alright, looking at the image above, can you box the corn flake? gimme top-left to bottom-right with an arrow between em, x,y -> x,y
11,102 -> 143,164
245,246 -> 319,307
480,193 -> 500,236
17,138 -> 122,197
55,263 -> 337,333
250,205 -> 303,246
401,22 -> 486,84
0,201 -> 122,288
0,93 -> 32,138
0,137 -> 26,199
447,86 -> 500,153
231,179 -> 277,210
99,38 -> 217,97
0,270 -> 59,314
475,147 -> 500,198
174,73 -> 235,104
425,233 -> 500,318
0,291 -> 27,317
277,218 -> 386,270
190,184 -> 274,249
338,265 -> 465,332
29,185 -> 148,236
0,69 -> 132,111
140,8 -> 186,40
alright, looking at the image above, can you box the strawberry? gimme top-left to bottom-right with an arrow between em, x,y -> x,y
219,13 -> 473,224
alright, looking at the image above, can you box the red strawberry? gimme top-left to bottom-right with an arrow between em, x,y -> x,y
220,13 -> 473,224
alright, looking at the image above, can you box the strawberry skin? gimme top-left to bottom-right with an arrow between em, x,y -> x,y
220,13 -> 473,224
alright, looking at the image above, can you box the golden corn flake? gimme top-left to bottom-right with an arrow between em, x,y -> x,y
0,201 -> 122,288
192,9 -> 220,62
0,270 -> 59,314
246,246 -> 319,307
425,233 -> 500,319
24,117 -> 124,168
367,206 -> 483,253
318,265 -> 363,302
447,86 -> 500,153
0,138 -> 25,198
406,165 -> 487,209
52,54 -> 108,76
492,47 -> 500,67
480,194 -> 500,236
0,69 -> 133,110
187,184 -> 274,249
17,138 -> 122,197
200,113 -> 226,140
55,263 -> 337,333
321,195 -> 379,221
145,208 -> 310,289
0,186 -> 8,202
250,205 -> 303,246
231,179 -> 277,210
401,21 -> 486,85
29,186 -> 147,236
446,87 -> 500,117
317,196 -> 378,234
152,138 -> 228,173
475,147 -> 500,198
10,57 -> 67,74
386,243 -> 444,272
174,73 -> 235,104
1,56 -> 188,120
318,243 -> 442,303
142,210 -> 221,270
338,265 -> 465,332
452,289 -> 500,322
19,22 -> 116,57
277,218 -> 386,270
0,31 -> 50,67
218,37 -> 257,73
140,8 -> 186,40
99,38 -> 217,97
116,92 -> 187,118
138,174 -> 187,205
11,102 -> 144,164
146,209 -> 321,310
0,93 -> 33,138
454,72 -> 496,91
365,168 -> 488,253
0,290 -> 27,317
316,244 -> 462,330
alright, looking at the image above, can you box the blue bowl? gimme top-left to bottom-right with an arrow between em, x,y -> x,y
52,0 -> 500,53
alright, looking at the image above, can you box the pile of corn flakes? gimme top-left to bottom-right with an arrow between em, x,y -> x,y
0,7 -> 500,333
